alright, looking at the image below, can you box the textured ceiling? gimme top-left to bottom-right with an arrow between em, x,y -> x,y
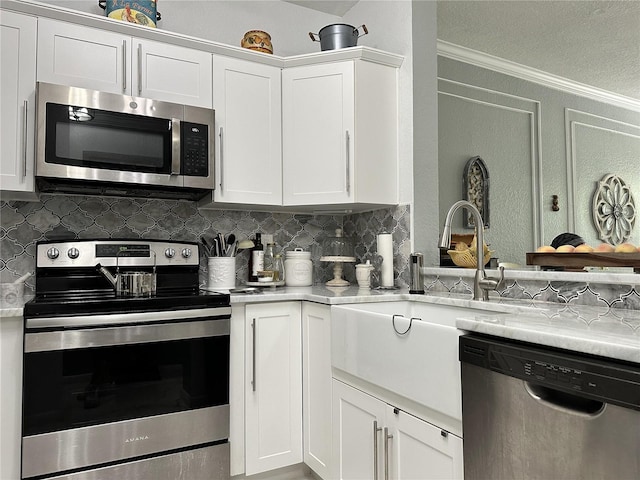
283,1 -> 640,101
437,1 -> 640,101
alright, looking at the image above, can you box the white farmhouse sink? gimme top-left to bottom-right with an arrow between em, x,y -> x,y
331,301 -> 500,428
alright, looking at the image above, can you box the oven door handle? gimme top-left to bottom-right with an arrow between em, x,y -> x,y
25,307 -> 231,330
25,317 -> 230,352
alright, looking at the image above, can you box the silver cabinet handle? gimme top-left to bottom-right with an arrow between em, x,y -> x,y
373,420 -> 382,480
122,40 -> 127,93
345,130 -> 351,194
22,100 -> 28,180
384,426 -> 393,480
171,118 -> 181,175
137,43 -> 143,95
219,127 -> 224,191
251,318 -> 256,392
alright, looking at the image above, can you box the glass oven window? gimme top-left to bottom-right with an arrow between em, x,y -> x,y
45,103 -> 172,174
22,334 -> 229,436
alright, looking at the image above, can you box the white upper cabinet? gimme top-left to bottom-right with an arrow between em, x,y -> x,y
36,18 -> 212,107
134,39 -> 212,107
282,59 -> 399,207
212,56 -> 282,205
0,10 -> 37,197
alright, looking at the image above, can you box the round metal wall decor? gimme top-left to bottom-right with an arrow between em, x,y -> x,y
591,174 -> 636,245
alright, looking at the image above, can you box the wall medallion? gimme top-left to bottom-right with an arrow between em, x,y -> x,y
591,174 -> 636,245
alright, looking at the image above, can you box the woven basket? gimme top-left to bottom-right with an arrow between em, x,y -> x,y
447,248 -> 493,268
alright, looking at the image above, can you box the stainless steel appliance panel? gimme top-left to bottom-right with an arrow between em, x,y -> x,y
35,82 -> 214,195
25,311 -> 230,342
46,443 -> 229,480
22,405 -> 229,479
460,335 -> 640,480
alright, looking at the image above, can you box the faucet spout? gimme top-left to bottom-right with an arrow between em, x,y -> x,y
440,200 -> 493,301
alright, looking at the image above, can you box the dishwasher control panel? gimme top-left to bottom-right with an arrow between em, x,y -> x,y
460,334 -> 640,411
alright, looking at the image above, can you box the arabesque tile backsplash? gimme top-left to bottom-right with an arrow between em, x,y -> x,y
0,195 -> 412,294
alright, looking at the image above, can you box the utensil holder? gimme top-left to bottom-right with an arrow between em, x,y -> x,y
207,257 -> 236,290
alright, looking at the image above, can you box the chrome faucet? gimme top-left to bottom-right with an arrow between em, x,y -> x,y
439,200 -> 504,301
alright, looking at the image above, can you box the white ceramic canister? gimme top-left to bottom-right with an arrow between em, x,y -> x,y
284,248 -> 313,286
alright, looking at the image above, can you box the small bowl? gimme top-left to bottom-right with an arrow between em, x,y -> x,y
257,270 -> 274,282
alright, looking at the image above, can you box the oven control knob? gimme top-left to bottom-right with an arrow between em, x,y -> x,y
47,247 -> 60,260
181,248 -> 192,258
67,247 -> 80,259
165,248 -> 176,258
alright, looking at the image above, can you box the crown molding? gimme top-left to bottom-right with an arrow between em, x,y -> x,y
437,40 -> 640,113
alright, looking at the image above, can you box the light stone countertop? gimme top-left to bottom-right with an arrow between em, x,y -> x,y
4,287 -> 638,364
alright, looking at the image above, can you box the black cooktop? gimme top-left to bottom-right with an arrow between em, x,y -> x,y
24,290 -> 230,319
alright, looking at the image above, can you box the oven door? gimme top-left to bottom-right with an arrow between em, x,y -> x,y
36,82 -> 183,188
22,312 -> 229,479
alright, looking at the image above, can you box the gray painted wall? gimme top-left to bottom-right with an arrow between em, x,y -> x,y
435,56 -> 640,266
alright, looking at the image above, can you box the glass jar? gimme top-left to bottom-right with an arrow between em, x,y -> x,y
274,253 -> 285,282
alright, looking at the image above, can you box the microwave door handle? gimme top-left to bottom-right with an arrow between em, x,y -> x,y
171,118 -> 181,175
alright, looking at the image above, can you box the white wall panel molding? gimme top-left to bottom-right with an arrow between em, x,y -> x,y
438,78 -> 543,248
438,40 -> 640,113
564,108 -> 640,234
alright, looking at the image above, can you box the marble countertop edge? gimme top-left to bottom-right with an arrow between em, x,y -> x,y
456,316 -> 640,364
424,266 -> 640,285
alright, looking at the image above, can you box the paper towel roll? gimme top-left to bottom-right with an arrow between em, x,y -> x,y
377,233 -> 394,287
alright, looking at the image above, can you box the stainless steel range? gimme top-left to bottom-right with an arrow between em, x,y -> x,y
21,240 -> 231,480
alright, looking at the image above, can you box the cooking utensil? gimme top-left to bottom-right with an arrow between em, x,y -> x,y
225,234 -> 236,257
95,250 -> 157,297
200,236 -> 213,256
309,24 -> 368,51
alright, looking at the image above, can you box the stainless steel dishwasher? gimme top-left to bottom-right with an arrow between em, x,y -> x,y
459,334 -> 640,480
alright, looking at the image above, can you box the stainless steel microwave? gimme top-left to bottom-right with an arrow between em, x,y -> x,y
36,82 -> 214,200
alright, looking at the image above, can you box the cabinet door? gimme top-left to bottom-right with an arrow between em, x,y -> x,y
388,407 -> 464,480
245,302 -> 302,475
0,10 -> 36,195
0,314 -> 25,480
282,62 -> 354,206
37,18 -> 128,94
212,56 -> 282,204
134,39 -> 212,107
302,302 -> 332,479
332,379 -> 386,480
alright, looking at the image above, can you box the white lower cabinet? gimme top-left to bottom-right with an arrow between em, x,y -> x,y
244,302 -> 302,475
302,302 -> 332,479
332,379 -> 463,480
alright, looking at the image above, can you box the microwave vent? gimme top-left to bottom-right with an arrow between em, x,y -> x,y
36,177 -> 211,201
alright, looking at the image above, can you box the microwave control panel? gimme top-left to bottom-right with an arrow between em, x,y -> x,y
181,122 -> 209,177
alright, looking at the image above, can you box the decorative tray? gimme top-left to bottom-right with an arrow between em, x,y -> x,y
245,280 -> 286,287
526,252 -> 640,273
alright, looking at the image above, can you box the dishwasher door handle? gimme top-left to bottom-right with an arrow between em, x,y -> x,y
524,381 -> 606,417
